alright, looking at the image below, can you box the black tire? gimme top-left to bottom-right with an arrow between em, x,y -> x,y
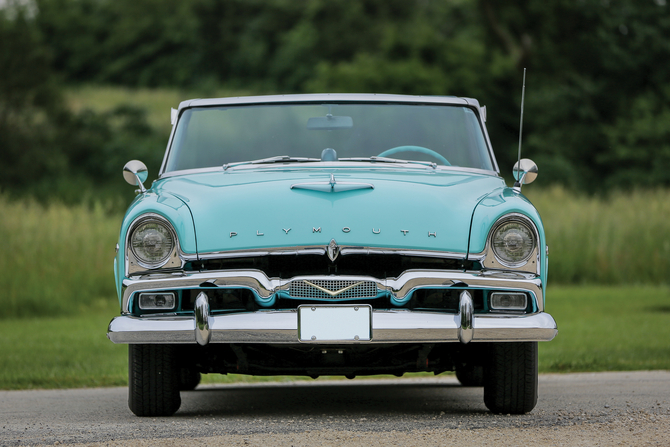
128,344 -> 181,417
455,363 -> 484,387
483,342 -> 538,414
179,367 -> 201,391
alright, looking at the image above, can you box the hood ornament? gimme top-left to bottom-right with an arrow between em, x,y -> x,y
291,174 -> 374,193
327,239 -> 340,262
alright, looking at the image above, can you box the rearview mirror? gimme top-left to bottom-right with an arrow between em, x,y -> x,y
307,114 -> 353,130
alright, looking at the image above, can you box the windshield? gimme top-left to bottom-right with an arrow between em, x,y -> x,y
164,102 -> 494,172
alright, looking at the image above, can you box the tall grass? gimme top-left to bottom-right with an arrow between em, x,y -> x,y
525,186 -> 670,285
0,195 -> 121,318
0,187 -> 668,319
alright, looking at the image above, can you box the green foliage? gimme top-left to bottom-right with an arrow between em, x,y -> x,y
0,7 -> 166,204
0,8 -> 63,195
2,0 -> 670,197
36,0 -> 201,86
480,0 -> 670,191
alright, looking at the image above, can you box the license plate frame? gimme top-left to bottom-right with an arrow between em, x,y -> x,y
298,304 -> 372,342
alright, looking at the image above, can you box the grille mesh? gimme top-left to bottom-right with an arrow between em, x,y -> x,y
289,279 -> 378,299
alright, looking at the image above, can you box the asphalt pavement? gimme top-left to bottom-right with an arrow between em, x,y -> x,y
1,371 -> 669,446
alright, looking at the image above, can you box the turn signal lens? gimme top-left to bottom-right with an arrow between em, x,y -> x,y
130,220 -> 175,267
490,292 -> 527,311
491,220 -> 535,265
138,293 -> 176,310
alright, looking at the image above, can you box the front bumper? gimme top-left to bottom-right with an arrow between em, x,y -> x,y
111,269 -> 557,346
107,306 -> 558,345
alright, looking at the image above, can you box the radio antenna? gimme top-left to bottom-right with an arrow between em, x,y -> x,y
514,68 -> 527,188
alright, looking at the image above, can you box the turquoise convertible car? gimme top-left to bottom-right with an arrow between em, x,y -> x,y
108,94 -> 557,416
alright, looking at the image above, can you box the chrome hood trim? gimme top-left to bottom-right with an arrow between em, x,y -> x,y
188,245 -> 467,262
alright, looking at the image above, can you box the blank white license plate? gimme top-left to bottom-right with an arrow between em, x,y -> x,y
298,305 -> 371,342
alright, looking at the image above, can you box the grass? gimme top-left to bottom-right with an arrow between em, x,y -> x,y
525,186 -> 670,285
0,195 -> 120,319
539,285 -> 670,372
1,285 -> 668,390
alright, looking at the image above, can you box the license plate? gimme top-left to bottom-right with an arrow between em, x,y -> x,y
298,305 -> 372,342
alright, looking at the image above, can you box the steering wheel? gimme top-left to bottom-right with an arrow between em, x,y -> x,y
377,146 -> 450,166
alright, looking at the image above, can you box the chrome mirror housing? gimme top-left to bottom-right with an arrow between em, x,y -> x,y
123,160 -> 149,193
512,158 -> 538,191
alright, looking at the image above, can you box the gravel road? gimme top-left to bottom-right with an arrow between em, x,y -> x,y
1,371 -> 669,446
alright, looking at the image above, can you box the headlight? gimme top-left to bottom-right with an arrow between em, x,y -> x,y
130,219 -> 175,267
491,218 -> 536,266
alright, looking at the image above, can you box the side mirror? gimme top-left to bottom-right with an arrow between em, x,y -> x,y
123,160 -> 148,193
512,158 -> 538,191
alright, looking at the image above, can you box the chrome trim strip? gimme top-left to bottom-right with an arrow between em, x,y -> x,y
182,93 -> 471,108
122,270 -> 281,313
189,246 -> 466,262
107,310 -> 557,344
121,269 -> 544,314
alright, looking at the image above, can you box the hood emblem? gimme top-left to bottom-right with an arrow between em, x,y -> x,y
327,239 -> 340,262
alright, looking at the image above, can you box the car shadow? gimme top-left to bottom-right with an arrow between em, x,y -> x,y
176,379 -> 488,418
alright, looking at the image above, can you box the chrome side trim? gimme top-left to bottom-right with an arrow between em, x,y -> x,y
121,269 -> 544,314
107,310 -> 557,344
458,291 -> 474,344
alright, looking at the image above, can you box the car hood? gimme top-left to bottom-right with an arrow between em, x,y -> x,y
153,168 -> 505,257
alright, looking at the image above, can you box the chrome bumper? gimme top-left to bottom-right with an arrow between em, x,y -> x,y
107,308 -> 558,345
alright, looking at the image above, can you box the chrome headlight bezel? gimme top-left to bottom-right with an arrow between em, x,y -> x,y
485,214 -> 540,271
126,214 -> 182,273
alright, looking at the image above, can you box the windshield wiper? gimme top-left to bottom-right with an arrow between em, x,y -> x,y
223,155 -> 321,171
340,156 -> 437,169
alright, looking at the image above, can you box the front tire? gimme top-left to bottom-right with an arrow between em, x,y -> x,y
128,344 -> 181,417
484,342 -> 538,414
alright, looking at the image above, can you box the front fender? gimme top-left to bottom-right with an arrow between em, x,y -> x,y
113,191 -> 196,304
468,187 -> 548,297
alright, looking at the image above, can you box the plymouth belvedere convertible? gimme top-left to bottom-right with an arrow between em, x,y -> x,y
107,93 -> 557,416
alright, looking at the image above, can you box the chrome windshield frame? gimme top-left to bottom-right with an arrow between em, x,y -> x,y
159,93 -> 499,177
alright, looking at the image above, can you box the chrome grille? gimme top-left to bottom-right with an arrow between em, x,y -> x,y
289,279 -> 378,299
